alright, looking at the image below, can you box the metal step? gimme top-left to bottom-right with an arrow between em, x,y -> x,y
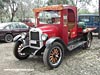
67,41 -> 87,51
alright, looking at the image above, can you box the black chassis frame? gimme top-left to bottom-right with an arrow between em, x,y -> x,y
13,32 -> 92,56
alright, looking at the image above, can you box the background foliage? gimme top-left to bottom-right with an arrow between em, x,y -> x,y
0,0 -> 98,22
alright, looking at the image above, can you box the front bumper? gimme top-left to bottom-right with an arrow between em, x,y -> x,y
20,45 -> 45,55
21,46 -> 37,54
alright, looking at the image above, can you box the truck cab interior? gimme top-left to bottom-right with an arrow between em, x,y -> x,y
67,9 -> 76,39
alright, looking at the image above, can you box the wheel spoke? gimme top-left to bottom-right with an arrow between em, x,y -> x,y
17,44 -> 26,56
55,57 -> 58,62
54,49 -> 59,54
53,58 -> 56,63
49,55 -> 53,60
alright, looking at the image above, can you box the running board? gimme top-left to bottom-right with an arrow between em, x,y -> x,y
67,41 -> 87,51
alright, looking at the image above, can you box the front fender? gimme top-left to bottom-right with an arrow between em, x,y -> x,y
13,32 -> 27,42
46,37 -> 66,49
13,34 -> 21,42
13,35 -> 26,48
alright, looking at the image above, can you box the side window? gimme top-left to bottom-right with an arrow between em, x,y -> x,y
13,23 -> 20,29
5,26 -> 10,30
79,16 -> 90,22
20,24 -> 28,29
63,15 -> 67,25
94,16 -> 99,22
4,25 -> 12,30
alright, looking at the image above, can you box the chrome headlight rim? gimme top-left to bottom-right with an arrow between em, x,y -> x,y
41,33 -> 48,41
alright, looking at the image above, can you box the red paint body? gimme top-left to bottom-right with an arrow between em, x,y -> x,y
33,5 -> 96,45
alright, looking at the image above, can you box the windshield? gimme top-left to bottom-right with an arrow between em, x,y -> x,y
38,11 -> 61,24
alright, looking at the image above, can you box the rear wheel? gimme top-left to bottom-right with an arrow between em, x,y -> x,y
13,41 -> 29,60
43,42 -> 64,69
5,34 -> 13,43
98,29 -> 100,39
83,32 -> 92,49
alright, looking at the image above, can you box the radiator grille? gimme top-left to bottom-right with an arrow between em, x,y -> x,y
30,32 -> 40,47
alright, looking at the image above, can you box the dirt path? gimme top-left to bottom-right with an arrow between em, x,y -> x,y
0,37 -> 100,75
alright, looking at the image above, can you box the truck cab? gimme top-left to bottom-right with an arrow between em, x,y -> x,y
13,5 -> 96,69
34,5 -> 77,43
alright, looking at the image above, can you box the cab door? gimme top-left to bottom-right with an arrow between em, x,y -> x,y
62,9 -> 68,44
67,9 -> 77,39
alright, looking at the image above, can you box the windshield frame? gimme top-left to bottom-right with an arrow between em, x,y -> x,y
37,10 -> 61,25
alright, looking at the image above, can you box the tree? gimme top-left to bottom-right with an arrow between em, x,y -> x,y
0,0 -> 18,22
47,0 -> 92,11
78,8 -> 90,14
0,0 -> 4,9
0,0 -> 7,22
10,1 -> 18,21
6,0 -> 18,21
32,0 -> 46,8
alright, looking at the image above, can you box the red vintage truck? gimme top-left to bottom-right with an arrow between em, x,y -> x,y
13,5 -> 96,69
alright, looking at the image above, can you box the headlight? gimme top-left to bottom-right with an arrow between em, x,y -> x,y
42,34 -> 48,41
21,32 -> 27,39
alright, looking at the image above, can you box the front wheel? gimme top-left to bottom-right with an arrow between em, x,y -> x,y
13,41 -> 29,60
43,42 -> 64,69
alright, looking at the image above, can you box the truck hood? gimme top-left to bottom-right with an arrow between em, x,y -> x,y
38,25 -> 59,38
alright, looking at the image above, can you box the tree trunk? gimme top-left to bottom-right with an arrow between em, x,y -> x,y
10,12 -> 15,22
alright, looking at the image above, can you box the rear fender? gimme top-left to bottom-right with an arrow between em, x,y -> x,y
83,27 -> 96,33
87,32 -> 93,41
84,32 -> 93,41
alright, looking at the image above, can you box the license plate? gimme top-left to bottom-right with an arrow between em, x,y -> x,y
32,40 -> 37,44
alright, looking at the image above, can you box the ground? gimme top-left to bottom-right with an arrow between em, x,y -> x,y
0,37 -> 100,75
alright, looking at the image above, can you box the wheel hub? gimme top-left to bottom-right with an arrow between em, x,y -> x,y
49,47 -> 61,64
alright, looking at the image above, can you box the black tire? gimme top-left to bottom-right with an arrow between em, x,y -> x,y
98,27 -> 100,39
13,41 -> 29,60
5,34 -> 13,43
43,42 -> 64,69
83,32 -> 92,49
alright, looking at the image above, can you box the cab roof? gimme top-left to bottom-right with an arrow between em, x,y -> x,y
33,5 -> 74,13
